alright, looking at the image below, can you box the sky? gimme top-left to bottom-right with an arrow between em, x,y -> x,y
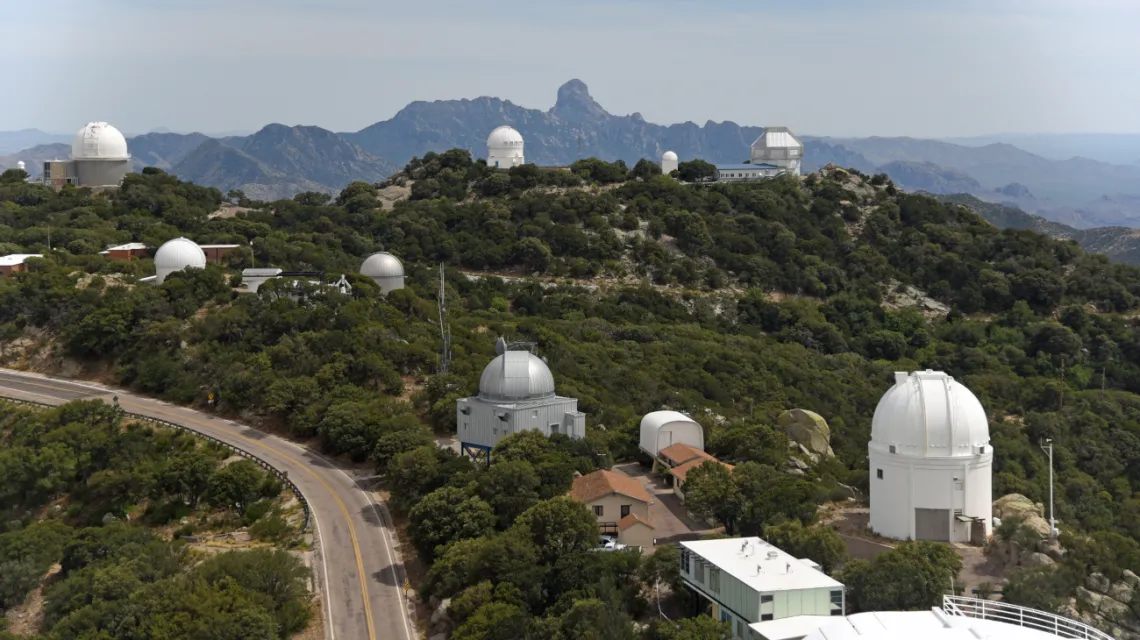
3,0 -> 1139,138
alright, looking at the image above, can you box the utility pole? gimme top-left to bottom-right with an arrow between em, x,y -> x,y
1040,438 -> 1056,538
437,263 -> 452,375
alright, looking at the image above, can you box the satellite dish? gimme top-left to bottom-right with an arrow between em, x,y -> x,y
494,336 -> 507,355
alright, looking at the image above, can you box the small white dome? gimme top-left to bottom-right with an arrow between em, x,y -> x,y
661,151 -> 678,161
478,350 -> 555,401
487,125 -> 524,148
871,370 -> 990,458
71,122 -> 130,160
359,252 -> 404,279
16,161 -> 25,170
154,237 -> 206,283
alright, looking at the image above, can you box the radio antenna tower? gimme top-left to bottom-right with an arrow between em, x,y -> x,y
438,263 -> 452,375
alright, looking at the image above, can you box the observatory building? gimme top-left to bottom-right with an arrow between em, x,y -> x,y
455,338 -> 585,464
640,411 -> 704,459
151,237 -> 207,284
359,252 -> 405,295
487,126 -> 525,169
869,370 -> 993,544
660,151 -> 679,175
748,126 -> 803,176
42,122 -> 132,190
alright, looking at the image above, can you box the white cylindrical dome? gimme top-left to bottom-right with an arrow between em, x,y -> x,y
154,237 -> 206,284
359,252 -> 405,294
71,122 -> 130,161
869,370 -> 994,543
639,410 -> 703,457
871,370 -> 990,458
487,125 -> 525,169
478,350 -> 555,401
660,151 -> 679,175
16,161 -> 25,171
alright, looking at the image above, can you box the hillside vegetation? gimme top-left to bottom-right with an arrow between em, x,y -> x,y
6,155 -> 1140,635
0,400 -> 312,639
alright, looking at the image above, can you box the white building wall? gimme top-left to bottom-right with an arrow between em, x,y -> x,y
681,552 -> 761,623
640,413 -> 705,457
456,396 -> 582,450
488,147 -> 524,169
661,154 -> 679,176
769,588 -> 834,619
869,447 -> 994,541
370,274 -> 405,295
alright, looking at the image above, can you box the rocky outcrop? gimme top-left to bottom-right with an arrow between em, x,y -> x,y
1058,571 -> 1140,640
993,493 -> 1052,537
777,409 -> 834,459
428,597 -> 452,639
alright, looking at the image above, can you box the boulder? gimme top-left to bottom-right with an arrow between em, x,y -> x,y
1024,552 -> 1055,567
1125,570 -> 1140,591
1088,573 -> 1112,594
431,597 -> 452,627
993,493 -> 1043,519
777,409 -> 834,458
1110,581 -> 1135,605
1021,514 -> 1052,538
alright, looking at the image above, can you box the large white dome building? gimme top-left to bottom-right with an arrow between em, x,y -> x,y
869,370 -> 993,543
487,125 -> 524,169
660,151 -> 679,176
456,341 -> 585,464
359,252 -> 405,294
64,122 -> 132,188
154,237 -> 207,284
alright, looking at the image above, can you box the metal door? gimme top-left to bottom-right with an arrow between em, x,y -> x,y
915,508 -> 950,541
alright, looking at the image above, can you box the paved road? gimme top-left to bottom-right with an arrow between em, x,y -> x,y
0,369 -> 415,640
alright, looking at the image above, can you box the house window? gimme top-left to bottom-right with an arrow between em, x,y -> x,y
830,590 -> 843,605
695,560 -> 705,584
760,595 -> 773,604
761,614 -> 773,621
593,505 -> 604,517
709,567 -> 721,593
720,610 -> 730,623
876,469 -> 883,479
954,480 -> 964,491
621,505 -> 631,518
550,422 -> 560,435
737,620 -> 744,637
680,548 -> 691,574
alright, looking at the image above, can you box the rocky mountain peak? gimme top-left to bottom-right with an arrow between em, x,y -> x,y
550,79 -> 610,122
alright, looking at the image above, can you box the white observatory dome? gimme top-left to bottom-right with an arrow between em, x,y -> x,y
871,370 -> 990,458
16,161 -> 26,171
478,350 -> 555,401
487,125 -> 524,148
660,150 -> 679,176
359,252 -> 404,279
487,126 -> 525,169
359,251 -> 405,295
71,122 -> 130,161
661,151 -> 678,161
154,237 -> 207,284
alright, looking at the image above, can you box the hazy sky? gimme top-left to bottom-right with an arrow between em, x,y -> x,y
4,0 -> 1139,137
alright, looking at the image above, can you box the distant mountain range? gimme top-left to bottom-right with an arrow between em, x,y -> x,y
3,79 -> 1140,226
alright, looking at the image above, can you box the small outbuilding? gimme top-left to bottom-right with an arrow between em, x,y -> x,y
639,411 -> 705,459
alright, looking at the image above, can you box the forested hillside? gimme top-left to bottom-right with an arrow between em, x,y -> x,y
0,400 -> 312,639
5,155 -> 1140,635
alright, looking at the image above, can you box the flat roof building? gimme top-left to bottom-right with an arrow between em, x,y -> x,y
0,254 -> 43,276
100,243 -> 150,261
681,537 -> 844,640
716,163 -> 783,182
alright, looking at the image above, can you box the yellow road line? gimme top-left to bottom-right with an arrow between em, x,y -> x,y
0,376 -> 379,640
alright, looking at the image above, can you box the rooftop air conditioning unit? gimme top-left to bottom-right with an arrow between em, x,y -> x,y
766,551 -> 778,560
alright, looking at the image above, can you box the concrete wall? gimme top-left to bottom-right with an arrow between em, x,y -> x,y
869,447 -> 993,542
839,534 -> 894,562
74,159 -> 129,188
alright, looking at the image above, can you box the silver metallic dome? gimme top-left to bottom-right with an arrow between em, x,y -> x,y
478,351 -> 556,401
359,252 -> 404,279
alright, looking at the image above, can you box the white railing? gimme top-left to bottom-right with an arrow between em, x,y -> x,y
942,595 -> 1113,640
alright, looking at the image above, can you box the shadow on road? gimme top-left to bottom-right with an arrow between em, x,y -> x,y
373,568 -> 403,587
240,428 -> 268,440
301,450 -> 337,469
359,505 -> 384,528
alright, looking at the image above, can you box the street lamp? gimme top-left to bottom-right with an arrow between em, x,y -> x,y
1039,438 -> 1056,538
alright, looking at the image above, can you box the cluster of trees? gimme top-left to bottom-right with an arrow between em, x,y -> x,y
0,400 -> 310,639
9,152 -> 1140,630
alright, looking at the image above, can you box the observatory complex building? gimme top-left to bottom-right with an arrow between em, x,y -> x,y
456,338 -> 585,464
714,127 -> 804,183
869,370 -> 993,544
42,122 -> 132,190
359,252 -> 405,294
486,126 -> 525,168
661,151 -> 679,175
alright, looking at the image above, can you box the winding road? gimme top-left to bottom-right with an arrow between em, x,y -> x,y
0,368 -> 415,640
